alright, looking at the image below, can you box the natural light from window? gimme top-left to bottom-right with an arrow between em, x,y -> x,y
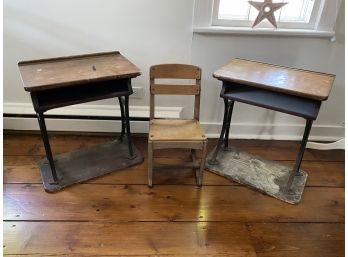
194,0 -> 340,36
217,0 -> 315,23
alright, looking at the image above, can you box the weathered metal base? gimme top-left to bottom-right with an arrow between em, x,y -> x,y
39,139 -> 143,192
205,147 -> 308,204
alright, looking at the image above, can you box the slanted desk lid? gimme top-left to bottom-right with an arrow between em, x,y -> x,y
213,59 -> 335,101
18,51 -> 141,92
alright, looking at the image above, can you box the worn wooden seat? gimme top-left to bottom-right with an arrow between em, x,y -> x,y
148,64 -> 207,187
149,119 -> 206,141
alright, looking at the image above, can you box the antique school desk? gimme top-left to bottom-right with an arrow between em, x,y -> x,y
18,51 -> 143,192
205,59 -> 335,204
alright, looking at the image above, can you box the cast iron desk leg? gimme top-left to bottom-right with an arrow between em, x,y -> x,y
224,100 -> 234,150
124,95 -> 135,158
36,112 -> 59,184
118,96 -> 126,141
208,99 -> 235,164
285,119 -> 313,192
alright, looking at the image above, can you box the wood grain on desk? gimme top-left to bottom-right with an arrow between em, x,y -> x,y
213,58 -> 335,101
18,51 -> 141,92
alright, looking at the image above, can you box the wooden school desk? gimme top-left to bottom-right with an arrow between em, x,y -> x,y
18,51 -> 143,192
206,59 -> 335,204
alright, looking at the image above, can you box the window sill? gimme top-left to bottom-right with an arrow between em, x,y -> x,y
193,26 -> 335,38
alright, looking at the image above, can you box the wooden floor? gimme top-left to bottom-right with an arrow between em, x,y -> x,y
3,132 -> 345,257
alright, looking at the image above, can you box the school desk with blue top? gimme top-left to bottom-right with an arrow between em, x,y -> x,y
205,59 -> 335,204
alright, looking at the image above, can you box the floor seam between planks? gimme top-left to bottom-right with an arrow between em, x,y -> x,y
2,182 -> 345,187
4,220 -> 345,224
4,156 -> 344,162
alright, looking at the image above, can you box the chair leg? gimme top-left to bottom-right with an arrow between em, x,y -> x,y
148,141 -> 153,188
197,141 -> 208,187
191,149 -> 199,185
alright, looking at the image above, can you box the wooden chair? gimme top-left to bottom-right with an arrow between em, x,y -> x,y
148,64 -> 207,187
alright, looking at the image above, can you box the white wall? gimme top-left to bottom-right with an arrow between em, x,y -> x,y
3,0 -> 195,108
192,1 -> 345,140
3,0 -> 345,140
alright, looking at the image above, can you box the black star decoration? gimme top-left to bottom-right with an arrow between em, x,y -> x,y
249,0 -> 288,28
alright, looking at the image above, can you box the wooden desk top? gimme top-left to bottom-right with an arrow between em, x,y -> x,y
213,58 -> 335,101
18,51 -> 141,92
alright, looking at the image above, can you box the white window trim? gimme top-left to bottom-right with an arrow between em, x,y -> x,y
212,0 -> 322,29
193,0 -> 341,39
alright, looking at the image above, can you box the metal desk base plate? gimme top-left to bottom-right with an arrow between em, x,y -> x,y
38,140 -> 143,192
206,147 -> 308,204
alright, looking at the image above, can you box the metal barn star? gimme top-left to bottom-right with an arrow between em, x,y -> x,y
248,0 -> 288,28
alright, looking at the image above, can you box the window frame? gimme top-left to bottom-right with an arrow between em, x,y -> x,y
192,0 -> 341,37
212,0 -> 323,29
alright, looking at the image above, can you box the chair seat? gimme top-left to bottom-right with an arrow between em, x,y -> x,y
149,119 -> 206,141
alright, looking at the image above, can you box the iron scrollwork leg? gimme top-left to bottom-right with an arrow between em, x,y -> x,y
209,98 -> 234,164
118,96 -> 126,142
223,100 -> 235,150
124,95 -> 135,158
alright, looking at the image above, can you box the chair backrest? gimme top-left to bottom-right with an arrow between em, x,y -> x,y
149,64 -> 202,120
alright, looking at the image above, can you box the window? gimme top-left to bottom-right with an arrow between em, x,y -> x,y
193,0 -> 341,37
213,0 -> 322,29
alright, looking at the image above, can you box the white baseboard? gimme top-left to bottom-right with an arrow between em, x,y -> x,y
306,138 -> 345,150
4,103 -> 344,141
3,102 -> 183,119
200,122 -> 344,141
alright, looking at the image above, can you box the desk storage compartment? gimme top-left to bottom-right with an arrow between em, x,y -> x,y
222,82 -> 321,120
31,78 -> 130,111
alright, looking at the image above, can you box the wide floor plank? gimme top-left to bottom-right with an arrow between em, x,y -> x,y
3,160 -> 344,187
4,133 -> 344,161
4,184 -> 343,222
247,223 -> 344,257
3,221 -> 256,256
